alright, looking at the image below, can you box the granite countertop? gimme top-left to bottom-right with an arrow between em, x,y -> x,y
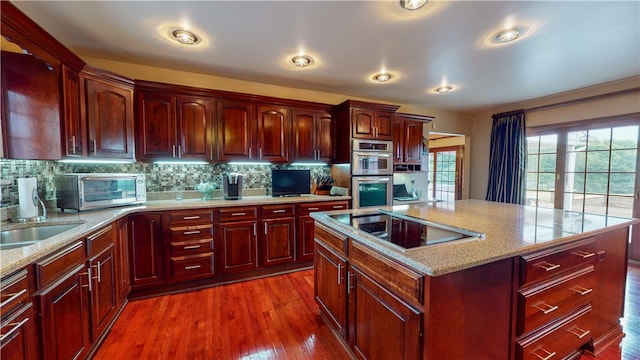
311,199 -> 639,277
0,195 -> 350,276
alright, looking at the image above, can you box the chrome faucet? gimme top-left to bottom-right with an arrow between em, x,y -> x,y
33,188 -> 47,220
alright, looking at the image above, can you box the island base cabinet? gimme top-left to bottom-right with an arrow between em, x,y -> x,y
0,302 -> 39,360
348,266 -> 422,360
37,264 -> 91,360
314,240 -> 347,339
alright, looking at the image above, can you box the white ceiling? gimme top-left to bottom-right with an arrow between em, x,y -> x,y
11,0 -> 640,113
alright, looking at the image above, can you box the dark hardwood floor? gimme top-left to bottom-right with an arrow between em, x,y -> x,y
95,264 -> 640,360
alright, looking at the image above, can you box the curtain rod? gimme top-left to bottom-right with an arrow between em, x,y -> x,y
494,87 -> 640,118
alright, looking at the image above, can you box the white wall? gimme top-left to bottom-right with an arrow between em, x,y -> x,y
470,76 -> 640,200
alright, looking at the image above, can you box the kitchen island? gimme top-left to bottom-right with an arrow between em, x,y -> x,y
311,199 -> 638,360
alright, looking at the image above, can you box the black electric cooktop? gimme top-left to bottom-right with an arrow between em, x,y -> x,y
330,212 -> 484,250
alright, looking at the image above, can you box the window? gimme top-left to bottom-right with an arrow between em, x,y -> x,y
428,146 -> 463,202
526,135 -> 558,208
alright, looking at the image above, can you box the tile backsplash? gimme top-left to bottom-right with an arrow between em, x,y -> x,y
0,159 -> 331,217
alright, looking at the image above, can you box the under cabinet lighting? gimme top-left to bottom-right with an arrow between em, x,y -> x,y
58,159 -> 134,164
228,162 -> 272,166
154,160 -> 208,165
290,162 -> 329,166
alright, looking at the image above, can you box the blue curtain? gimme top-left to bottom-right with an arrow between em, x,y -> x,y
485,110 -> 527,204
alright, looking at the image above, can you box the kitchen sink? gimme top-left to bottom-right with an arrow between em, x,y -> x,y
0,224 -> 81,250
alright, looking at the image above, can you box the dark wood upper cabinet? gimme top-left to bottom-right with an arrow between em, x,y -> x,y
256,105 -> 290,162
62,65 -> 84,157
216,100 -> 253,161
393,113 -> 432,165
82,67 -> 134,160
136,88 -> 213,161
292,109 -> 334,162
351,108 -> 394,140
1,51 -> 62,160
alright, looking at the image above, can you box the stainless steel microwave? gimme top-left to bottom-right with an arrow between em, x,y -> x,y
55,173 -> 146,211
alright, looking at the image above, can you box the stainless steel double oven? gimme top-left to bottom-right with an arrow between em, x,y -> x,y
351,139 -> 393,209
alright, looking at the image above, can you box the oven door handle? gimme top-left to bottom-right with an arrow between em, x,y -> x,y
355,177 -> 391,183
353,152 -> 391,158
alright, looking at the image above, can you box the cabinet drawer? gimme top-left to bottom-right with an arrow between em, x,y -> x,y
166,209 -> 214,225
261,204 -> 295,218
168,224 -> 214,241
86,225 -> 114,256
349,240 -> 424,305
517,305 -> 592,360
0,269 -> 30,316
169,252 -> 214,281
218,207 -> 257,222
35,240 -> 86,289
518,265 -> 595,335
520,238 -> 597,286
169,238 -> 214,256
298,201 -> 348,215
315,223 -> 348,256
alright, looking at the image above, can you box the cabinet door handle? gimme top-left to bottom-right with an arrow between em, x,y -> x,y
259,148 -> 263,159
183,216 -> 201,220
183,245 -> 201,250
183,230 -> 201,235
96,261 -> 102,283
248,147 -> 252,160
91,139 -> 97,154
172,145 -> 176,158
232,213 -> 246,216
533,302 -> 559,314
71,136 -> 77,154
532,347 -> 556,360
0,289 -> 27,309
571,286 -> 593,296
337,263 -> 342,285
534,261 -> 560,272
568,326 -> 590,339
177,145 -> 182,158
184,265 -> 202,270
273,209 -> 286,214
264,223 -> 268,235
573,250 -> 596,258
80,268 -> 92,292
0,317 -> 30,342
347,271 -> 354,294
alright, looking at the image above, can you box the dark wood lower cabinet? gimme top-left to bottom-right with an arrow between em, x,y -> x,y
219,220 -> 258,274
314,240 -> 348,339
261,217 -> 295,266
129,213 -> 164,289
89,244 -> 117,340
37,264 -> 91,360
349,266 -> 422,360
0,302 -> 39,360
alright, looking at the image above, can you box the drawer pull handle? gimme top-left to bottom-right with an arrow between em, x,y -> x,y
573,250 -> 596,258
0,317 -> 30,342
533,347 -> 556,360
184,265 -> 202,270
232,213 -> 246,216
333,206 -> 344,209
183,245 -> 201,250
533,302 -> 559,314
568,326 -> 590,339
183,216 -> 201,220
308,208 -> 319,211
273,209 -> 286,213
571,286 -> 593,296
534,261 -> 560,272
183,230 -> 201,235
0,289 -> 27,309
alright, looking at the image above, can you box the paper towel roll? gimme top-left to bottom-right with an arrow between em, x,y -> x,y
18,177 -> 38,218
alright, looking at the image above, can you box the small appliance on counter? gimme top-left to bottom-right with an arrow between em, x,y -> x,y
55,173 -> 146,212
223,173 -> 243,200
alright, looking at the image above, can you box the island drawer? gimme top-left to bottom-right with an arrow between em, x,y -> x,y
298,201 -> 348,215
169,238 -> 214,256
261,204 -> 295,218
218,207 -> 258,222
517,304 -> 592,360
520,237 -> 597,286
0,268 -> 31,316
169,252 -> 214,282
166,209 -> 214,226
349,241 -> 424,305
315,223 -> 348,256
34,240 -> 86,289
518,265 -> 595,335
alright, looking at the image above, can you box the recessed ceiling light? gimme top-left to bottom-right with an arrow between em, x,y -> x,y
291,55 -> 313,67
373,73 -> 393,83
172,29 -> 199,45
434,86 -> 453,93
492,26 -> 528,43
399,0 -> 427,10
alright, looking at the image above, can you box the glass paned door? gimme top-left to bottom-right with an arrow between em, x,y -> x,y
526,135 -> 558,208
428,146 -> 463,202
